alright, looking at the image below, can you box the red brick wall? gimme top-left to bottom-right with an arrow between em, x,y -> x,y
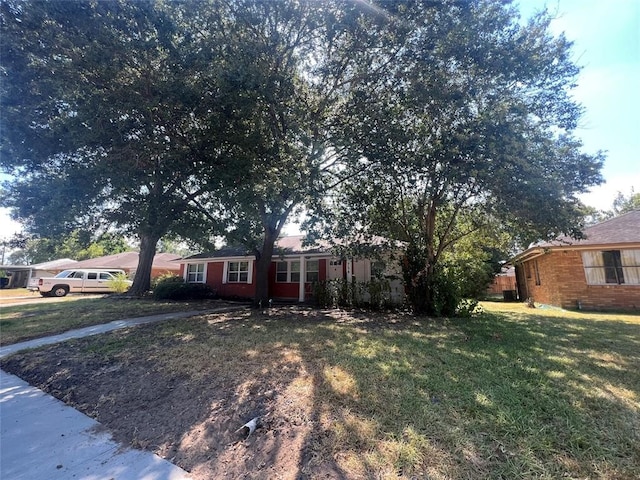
520,250 -> 640,311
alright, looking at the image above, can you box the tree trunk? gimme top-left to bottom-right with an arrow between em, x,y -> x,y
253,226 -> 278,307
128,233 -> 160,296
403,199 -> 440,315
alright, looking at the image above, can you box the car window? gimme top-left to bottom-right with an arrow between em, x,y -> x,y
87,272 -> 98,280
99,273 -> 113,280
55,270 -> 72,278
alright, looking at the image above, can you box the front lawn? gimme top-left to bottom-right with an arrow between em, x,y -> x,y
1,304 -> 638,479
0,297 -> 237,346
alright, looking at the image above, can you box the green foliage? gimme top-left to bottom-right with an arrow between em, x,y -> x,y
319,2 -> 603,316
612,189 -> 640,215
106,273 -> 131,294
1,0 -> 606,305
313,278 -> 393,310
1,0 -> 231,293
8,231 -> 130,264
152,276 -> 215,301
150,273 -> 184,290
401,245 -> 482,317
582,189 -> 639,225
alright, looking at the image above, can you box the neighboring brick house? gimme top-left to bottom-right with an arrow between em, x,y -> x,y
178,235 -> 404,303
510,210 -> 640,311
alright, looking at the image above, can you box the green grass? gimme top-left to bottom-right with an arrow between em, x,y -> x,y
0,297 -> 223,346
3,301 -> 639,478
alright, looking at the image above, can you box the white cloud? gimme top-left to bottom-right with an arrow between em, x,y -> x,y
0,208 -> 23,239
578,172 -> 640,211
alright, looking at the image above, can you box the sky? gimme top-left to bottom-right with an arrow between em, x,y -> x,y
519,0 -> 640,209
1,0 -> 638,240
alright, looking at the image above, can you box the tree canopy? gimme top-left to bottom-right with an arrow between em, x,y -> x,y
1,0 -> 232,293
314,0 -> 604,314
1,0 -> 604,312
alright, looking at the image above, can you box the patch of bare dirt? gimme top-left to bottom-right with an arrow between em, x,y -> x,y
0,307 -> 414,479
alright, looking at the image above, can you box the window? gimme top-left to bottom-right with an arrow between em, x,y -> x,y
371,261 -> 385,280
291,261 -> 300,282
187,263 -> 205,283
275,261 -> 300,283
582,249 -> 640,285
99,273 -> 113,280
87,272 -> 98,280
603,250 -> 624,284
533,260 -> 541,286
227,261 -> 249,283
306,259 -> 319,283
276,262 -> 288,282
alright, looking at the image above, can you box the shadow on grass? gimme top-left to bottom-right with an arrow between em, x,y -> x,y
1,307 -> 639,479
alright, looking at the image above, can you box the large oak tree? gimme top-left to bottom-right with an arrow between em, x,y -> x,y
1,0 -> 230,294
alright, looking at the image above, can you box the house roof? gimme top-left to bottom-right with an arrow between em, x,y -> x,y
183,235 -> 330,261
55,252 -> 181,271
31,258 -> 79,270
511,209 -> 640,263
0,258 -> 79,272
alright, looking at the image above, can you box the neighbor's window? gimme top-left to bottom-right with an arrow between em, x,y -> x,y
603,250 -> 624,284
534,259 -> 541,286
227,261 -> 249,283
582,249 -> 640,285
306,259 -> 319,283
187,263 -> 205,283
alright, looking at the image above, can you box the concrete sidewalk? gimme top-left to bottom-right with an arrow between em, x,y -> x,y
0,305 -> 247,479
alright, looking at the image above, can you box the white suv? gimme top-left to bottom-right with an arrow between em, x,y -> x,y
33,268 -> 132,297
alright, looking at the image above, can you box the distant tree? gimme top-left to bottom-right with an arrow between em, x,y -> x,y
5,231 -> 130,265
612,189 -> 640,216
323,0 -> 604,315
581,206 -> 613,226
582,189 -> 639,226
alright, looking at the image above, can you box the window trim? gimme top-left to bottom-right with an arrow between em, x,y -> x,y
222,260 -> 252,284
533,259 -> 541,286
582,249 -> 640,286
306,259 -> 320,283
186,263 -> 205,283
275,260 -> 300,283
602,250 -> 625,284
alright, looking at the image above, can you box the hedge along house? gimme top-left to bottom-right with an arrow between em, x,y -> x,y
178,235 -> 404,303
510,210 -> 640,311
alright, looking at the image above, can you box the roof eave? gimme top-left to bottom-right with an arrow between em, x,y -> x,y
510,242 -> 640,265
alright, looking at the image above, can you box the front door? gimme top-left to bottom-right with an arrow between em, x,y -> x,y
327,259 -> 344,280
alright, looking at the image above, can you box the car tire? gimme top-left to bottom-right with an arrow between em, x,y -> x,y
51,285 -> 69,297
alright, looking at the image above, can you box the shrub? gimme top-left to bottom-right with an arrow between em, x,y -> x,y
107,273 -> 132,294
153,276 -> 215,300
151,273 -> 183,290
313,278 -> 393,310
